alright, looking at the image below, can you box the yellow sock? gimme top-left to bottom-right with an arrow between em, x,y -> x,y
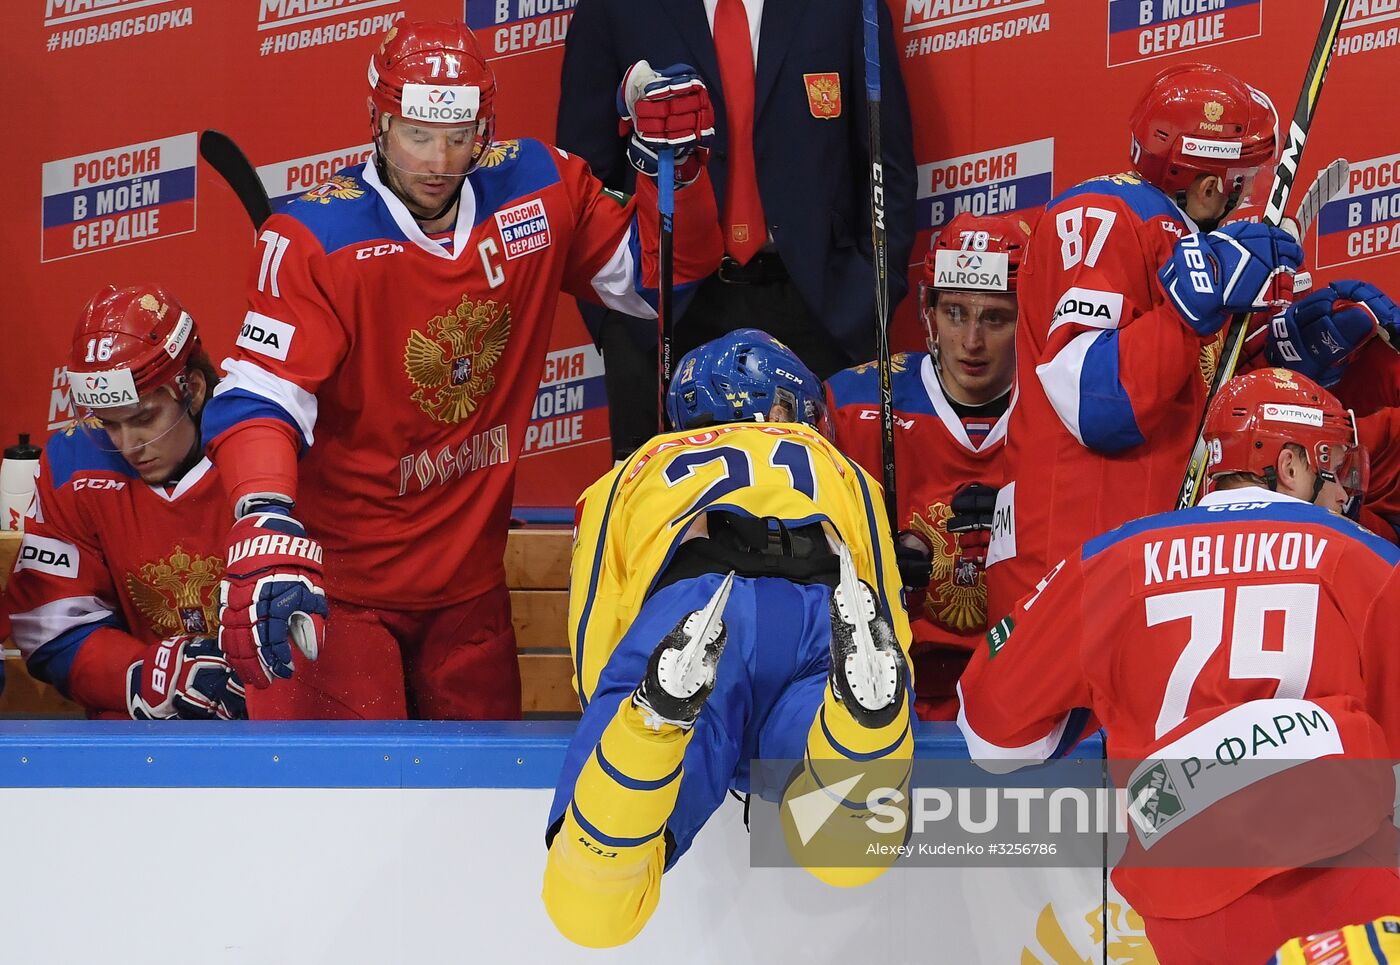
782,686 -> 914,888
543,700 -> 692,947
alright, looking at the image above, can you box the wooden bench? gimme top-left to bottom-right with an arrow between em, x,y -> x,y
0,527 -> 581,718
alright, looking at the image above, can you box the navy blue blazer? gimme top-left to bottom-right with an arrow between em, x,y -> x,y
556,0 -> 917,362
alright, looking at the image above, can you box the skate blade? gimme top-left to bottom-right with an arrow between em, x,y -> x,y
674,570 -> 735,684
835,545 -> 879,682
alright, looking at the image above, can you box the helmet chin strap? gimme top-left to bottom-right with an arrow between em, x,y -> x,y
1176,176 -> 1245,234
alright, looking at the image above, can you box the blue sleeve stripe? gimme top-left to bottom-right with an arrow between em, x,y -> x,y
572,468 -> 631,713
1078,332 -> 1146,453
830,449 -> 896,623
201,389 -> 308,451
1050,710 -> 1093,760
1367,921 -> 1389,965
625,217 -> 702,313
594,745 -> 682,791
569,800 -> 665,849
27,616 -> 123,698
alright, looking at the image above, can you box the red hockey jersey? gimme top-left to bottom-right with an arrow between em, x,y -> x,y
986,173 -> 1219,624
827,351 -> 1011,719
202,142 -> 721,608
959,488 -> 1400,918
3,424 -> 230,716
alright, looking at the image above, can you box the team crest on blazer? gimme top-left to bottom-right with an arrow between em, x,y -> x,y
803,73 -> 842,119
404,294 -> 513,424
126,545 -> 223,636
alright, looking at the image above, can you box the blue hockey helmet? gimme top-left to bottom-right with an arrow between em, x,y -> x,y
666,329 -> 830,435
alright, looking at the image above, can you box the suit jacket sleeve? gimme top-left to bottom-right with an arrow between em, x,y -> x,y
556,0 -> 631,192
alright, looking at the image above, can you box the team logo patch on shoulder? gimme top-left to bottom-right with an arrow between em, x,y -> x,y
299,173 -> 364,204
480,140 -> 521,168
404,295 -> 513,424
495,198 -> 552,260
126,545 -> 223,636
803,73 -> 841,118
986,615 -> 1015,658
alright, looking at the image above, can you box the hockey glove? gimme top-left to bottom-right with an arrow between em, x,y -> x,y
1159,222 -> 1303,336
895,530 -> 933,595
219,503 -> 327,689
127,636 -> 248,720
618,60 -> 715,186
1266,280 -> 1400,387
947,482 -> 999,567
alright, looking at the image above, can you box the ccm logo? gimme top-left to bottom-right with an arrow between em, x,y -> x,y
356,243 -> 405,260
774,368 -> 804,383
72,478 -> 126,492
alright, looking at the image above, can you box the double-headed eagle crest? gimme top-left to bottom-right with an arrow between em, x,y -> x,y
300,174 -> 364,205
404,294 -> 512,424
909,503 -> 985,633
125,545 -> 223,637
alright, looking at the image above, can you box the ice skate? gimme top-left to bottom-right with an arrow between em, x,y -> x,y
633,571 -> 735,730
828,545 -> 906,728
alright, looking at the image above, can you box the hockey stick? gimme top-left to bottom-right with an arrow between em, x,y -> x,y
1293,157 -> 1349,240
657,148 -> 676,434
200,130 -> 272,229
862,0 -> 898,533
1175,0 -> 1349,510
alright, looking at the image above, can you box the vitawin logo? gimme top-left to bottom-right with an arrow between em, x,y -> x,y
126,545 -> 223,637
404,295 -> 513,424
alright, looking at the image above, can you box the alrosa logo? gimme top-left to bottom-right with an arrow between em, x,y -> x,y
427,89 -> 455,104
955,253 -> 982,269
85,375 -> 109,390
937,268 -> 1003,288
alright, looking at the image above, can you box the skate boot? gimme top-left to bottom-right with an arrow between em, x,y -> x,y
828,544 -> 907,729
633,571 -> 735,730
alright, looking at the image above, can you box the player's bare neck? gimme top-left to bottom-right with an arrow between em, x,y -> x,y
414,201 -> 459,234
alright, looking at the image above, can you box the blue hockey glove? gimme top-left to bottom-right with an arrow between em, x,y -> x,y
1159,222 -> 1303,336
1266,280 -> 1400,387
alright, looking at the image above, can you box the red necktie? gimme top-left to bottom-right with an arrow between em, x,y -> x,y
714,0 -> 766,265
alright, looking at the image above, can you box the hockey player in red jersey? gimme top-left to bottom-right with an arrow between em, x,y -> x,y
2,286 -> 244,721
984,63 -> 1304,624
828,210 -> 1032,720
200,20 -> 723,719
959,368 -> 1400,964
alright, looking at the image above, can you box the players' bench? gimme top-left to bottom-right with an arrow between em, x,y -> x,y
0,527 -> 582,719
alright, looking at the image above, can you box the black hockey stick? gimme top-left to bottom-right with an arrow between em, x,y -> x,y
200,130 -> 272,229
1175,0 -> 1348,510
862,0 -> 898,534
658,148 -> 676,434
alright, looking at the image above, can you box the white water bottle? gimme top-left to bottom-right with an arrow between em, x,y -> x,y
1,434 -> 41,532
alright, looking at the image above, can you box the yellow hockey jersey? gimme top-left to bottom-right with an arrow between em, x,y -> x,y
1271,917 -> 1400,964
568,422 -> 911,706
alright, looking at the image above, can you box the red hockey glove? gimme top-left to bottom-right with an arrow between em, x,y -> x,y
219,504 -> 327,689
127,635 -> 248,720
618,60 -> 714,186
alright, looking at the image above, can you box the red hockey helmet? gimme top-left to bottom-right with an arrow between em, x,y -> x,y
1129,63 -> 1278,200
368,21 -> 496,170
1203,368 -> 1363,496
66,284 -> 199,411
920,211 -> 1033,322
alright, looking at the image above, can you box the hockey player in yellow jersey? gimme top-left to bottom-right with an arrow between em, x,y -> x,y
542,329 -> 915,947
1271,917 -> 1400,964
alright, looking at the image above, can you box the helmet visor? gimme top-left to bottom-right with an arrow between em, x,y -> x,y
74,381 -> 194,456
